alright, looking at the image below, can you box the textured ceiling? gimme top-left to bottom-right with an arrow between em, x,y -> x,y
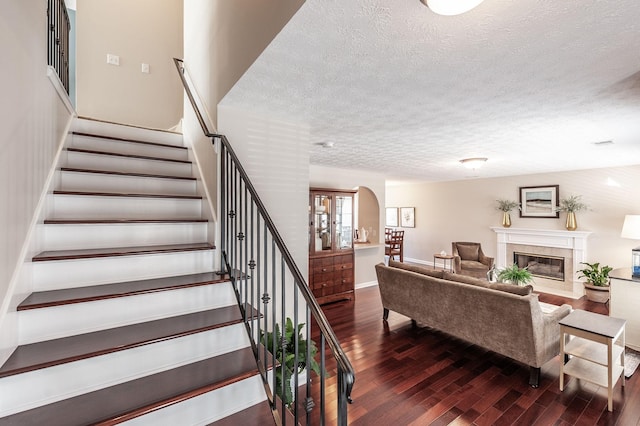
220,0 -> 640,182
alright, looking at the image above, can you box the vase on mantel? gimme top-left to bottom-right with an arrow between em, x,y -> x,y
502,212 -> 512,228
565,211 -> 577,231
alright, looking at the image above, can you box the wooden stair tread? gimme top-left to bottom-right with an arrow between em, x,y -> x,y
32,242 -> 214,262
43,218 -> 208,224
18,272 -> 228,310
0,304 -> 252,378
61,167 -> 196,181
208,400 -> 275,425
0,347 -> 264,426
67,147 -> 191,164
53,190 -> 201,199
72,131 -> 187,150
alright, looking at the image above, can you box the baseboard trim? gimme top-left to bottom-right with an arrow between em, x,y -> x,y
355,280 -> 378,289
403,257 -> 434,267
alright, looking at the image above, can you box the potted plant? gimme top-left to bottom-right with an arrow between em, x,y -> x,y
496,199 -> 520,228
557,195 -> 589,231
497,263 -> 533,286
260,317 -> 321,407
577,262 -> 613,303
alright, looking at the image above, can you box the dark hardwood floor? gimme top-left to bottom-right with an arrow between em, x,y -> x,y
310,286 -> 639,426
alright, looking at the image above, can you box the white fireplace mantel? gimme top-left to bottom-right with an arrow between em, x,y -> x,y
491,227 -> 592,298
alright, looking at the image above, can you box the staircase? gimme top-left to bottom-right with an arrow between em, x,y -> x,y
0,118 -> 275,425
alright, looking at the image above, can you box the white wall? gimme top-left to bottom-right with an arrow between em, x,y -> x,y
218,105 -> 310,322
386,165 -> 640,271
76,0 -> 183,129
182,0 -> 304,236
0,0 -> 75,363
310,165 -> 386,287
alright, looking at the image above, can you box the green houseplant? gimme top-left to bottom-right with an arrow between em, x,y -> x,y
497,264 -> 533,286
260,318 -> 321,406
577,262 -> 613,303
496,199 -> 520,228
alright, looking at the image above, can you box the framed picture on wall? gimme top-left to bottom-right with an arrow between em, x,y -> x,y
385,207 -> 398,227
400,207 -> 415,228
519,185 -> 559,218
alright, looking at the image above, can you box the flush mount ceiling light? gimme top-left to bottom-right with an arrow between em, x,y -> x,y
460,157 -> 488,169
420,0 -> 485,16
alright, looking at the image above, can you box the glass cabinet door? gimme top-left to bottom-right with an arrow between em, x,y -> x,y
335,195 -> 353,250
312,194 -> 332,252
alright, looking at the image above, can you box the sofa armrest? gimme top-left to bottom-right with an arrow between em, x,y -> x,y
452,255 -> 462,274
534,303 -> 572,366
543,304 -> 572,324
479,252 -> 494,268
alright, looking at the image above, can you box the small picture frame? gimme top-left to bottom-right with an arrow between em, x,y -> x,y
385,207 -> 398,227
400,207 -> 415,228
519,185 -> 559,218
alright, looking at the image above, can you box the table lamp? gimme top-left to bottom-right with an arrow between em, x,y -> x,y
621,215 -> 640,278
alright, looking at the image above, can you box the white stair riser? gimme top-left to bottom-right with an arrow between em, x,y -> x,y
123,374 -> 268,426
60,170 -> 197,196
39,223 -> 208,251
1,323 -> 250,417
19,281 -> 236,344
66,151 -> 192,177
32,250 -> 215,291
73,119 -> 183,147
70,134 -> 188,161
50,194 -> 202,220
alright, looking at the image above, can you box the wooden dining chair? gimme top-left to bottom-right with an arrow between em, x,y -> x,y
385,230 -> 404,262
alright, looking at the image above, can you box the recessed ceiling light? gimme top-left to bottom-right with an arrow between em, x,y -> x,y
593,140 -> 614,146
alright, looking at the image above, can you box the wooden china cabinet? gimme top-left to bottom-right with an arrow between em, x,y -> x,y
309,188 -> 356,304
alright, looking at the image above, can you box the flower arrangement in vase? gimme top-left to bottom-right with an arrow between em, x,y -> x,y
496,199 -> 520,228
557,195 -> 588,231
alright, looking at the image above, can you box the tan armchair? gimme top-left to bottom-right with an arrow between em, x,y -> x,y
451,242 -> 494,279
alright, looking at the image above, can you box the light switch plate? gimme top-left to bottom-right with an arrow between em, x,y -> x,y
141,63 -> 150,73
107,54 -> 119,66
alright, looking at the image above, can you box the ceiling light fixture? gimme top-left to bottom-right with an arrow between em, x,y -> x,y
420,0 -> 485,16
459,157 -> 488,169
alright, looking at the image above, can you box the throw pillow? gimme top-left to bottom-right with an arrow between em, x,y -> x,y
389,260 -> 444,279
456,244 -> 479,261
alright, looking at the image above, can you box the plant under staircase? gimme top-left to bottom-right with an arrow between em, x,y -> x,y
0,118 -> 275,425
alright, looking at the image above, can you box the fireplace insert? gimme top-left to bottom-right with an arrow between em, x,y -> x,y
514,252 -> 565,281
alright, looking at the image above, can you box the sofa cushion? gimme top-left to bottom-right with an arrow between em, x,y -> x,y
457,244 -> 479,261
442,271 -> 488,288
389,260 -> 444,279
488,282 -> 534,296
460,260 -> 489,271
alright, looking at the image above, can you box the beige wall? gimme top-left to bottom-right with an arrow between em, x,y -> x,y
183,0 -> 304,131
386,165 -> 640,271
0,0 -> 75,363
76,0 -> 183,129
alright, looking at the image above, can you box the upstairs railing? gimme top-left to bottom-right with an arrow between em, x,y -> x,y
174,58 -> 354,425
47,0 -> 71,93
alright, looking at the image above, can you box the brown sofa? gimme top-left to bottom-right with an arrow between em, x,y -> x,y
451,241 -> 493,279
375,260 -> 572,387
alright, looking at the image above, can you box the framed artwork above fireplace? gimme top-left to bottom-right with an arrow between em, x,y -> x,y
519,185 -> 559,218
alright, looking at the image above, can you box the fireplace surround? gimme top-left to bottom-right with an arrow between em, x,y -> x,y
491,227 -> 591,298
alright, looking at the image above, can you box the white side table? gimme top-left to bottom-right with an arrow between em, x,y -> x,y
559,310 -> 626,412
